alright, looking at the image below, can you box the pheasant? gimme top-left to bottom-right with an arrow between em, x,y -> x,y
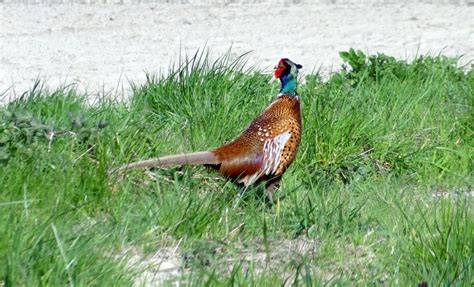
113,58 -> 303,200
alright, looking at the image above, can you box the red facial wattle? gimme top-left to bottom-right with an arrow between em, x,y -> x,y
274,59 -> 289,78
274,67 -> 284,78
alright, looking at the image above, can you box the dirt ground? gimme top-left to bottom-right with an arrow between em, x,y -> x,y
1,1 -> 473,102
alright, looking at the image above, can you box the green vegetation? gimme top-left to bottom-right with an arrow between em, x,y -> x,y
1,50 -> 472,285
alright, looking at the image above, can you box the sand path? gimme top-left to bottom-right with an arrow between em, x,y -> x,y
1,2 -> 473,102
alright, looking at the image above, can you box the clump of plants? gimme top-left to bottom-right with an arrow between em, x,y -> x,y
338,48 -> 466,86
0,108 -> 107,164
302,49 -> 472,184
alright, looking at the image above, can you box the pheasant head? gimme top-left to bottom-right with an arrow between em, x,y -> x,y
274,58 -> 302,95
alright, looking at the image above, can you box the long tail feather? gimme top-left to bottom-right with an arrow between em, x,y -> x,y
112,151 -> 220,174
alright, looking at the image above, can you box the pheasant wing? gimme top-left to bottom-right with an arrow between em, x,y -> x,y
239,131 -> 291,186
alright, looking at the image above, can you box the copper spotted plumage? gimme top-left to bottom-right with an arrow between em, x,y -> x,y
112,58 -> 303,200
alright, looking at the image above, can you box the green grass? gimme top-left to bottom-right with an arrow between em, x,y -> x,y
1,50 -> 472,286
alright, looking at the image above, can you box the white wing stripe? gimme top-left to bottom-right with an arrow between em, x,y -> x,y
263,131 -> 291,175
239,131 -> 291,187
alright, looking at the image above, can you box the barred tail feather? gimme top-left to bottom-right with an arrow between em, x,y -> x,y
112,151 -> 220,173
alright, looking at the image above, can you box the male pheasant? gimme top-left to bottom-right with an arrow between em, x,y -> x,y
113,58 -> 303,200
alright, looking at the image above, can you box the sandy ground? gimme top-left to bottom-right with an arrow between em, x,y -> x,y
1,2 -> 473,103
